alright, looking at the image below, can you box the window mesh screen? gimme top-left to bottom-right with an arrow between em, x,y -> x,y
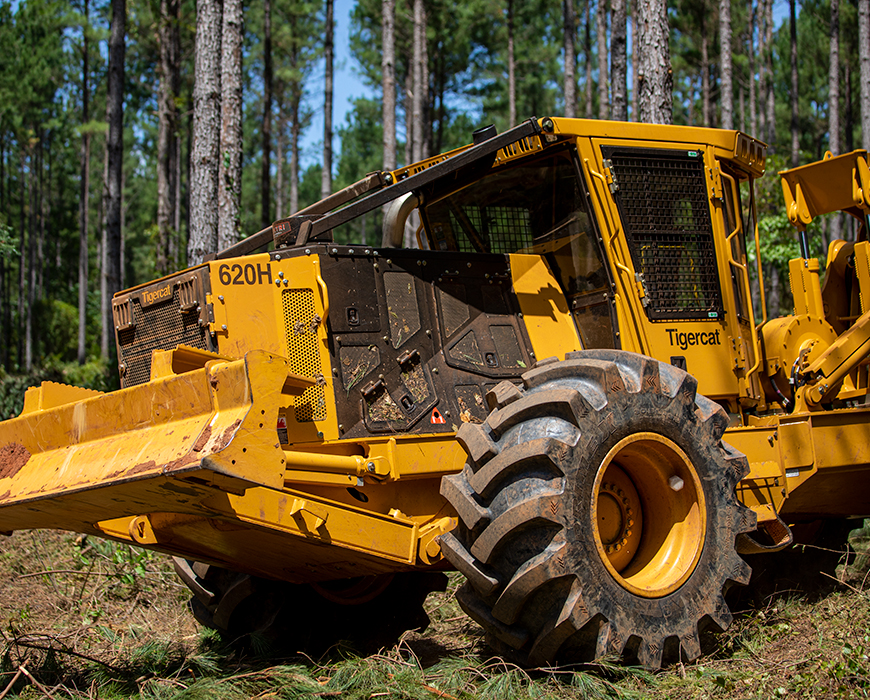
610,152 -> 722,321
117,287 -> 208,387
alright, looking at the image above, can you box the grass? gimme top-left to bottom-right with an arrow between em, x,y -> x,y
0,524 -> 868,699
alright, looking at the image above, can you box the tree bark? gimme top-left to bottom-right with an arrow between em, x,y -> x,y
749,0 -> 757,136
322,0 -> 333,199
720,0 -> 733,129
412,0 -> 425,159
790,0 -> 799,167
219,0 -> 242,249
275,98 -> 285,220
585,0 -> 593,118
630,0 -> 639,120
859,0 -> 870,150
157,0 -> 175,276
611,0 -> 627,120
564,0 -> 577,118
765,0 -> 775,147
597,0 -> 609,119
289,9 -> 301,214
701,15 -> 711,126
421,3 -> 430,157
261,0 -> 273,226
104,0 -> 124,363
829,0 -> 842,239
78,0 -> 90,366
638,0 -> 672,123
507,0 -> 516,126
189,0 -> 221,266
25,147 -> 34,371
382,0 -> 397,170
169,0 -> 180,266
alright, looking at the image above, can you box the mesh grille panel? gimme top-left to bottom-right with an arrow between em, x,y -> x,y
117,287 -> 208,387
450,206 -> 533,254
282,288 -> 326,422
610,152 -> 722,321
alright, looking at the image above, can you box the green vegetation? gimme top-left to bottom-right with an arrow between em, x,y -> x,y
0,527 -> 868,698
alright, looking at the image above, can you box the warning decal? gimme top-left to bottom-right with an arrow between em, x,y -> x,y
277,415 -> 289,444
430,408 -> 446,425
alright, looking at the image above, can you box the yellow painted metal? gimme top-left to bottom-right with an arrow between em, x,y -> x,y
780,150 -> 870,223
592,433 -> 706,598
20,382 -> 104,415
509,253 -> 583,359
7,117 -> 870,597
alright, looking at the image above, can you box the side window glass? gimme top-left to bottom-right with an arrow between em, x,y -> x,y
422,146 -> 616,349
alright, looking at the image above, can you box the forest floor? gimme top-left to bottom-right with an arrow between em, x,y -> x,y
0,525 -> 868,699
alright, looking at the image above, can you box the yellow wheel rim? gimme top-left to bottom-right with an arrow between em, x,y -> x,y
592,433 -> 706,598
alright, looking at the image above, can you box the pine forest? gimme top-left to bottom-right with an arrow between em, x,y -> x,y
0,0 -> 869,405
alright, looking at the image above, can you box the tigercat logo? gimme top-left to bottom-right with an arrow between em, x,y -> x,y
665,328 -> 722,350
140,284 -> 172,307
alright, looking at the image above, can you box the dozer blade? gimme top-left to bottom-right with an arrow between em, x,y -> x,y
0,350 -> 304,537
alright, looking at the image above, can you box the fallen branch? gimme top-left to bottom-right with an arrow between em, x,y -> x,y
0,667 -> 23,700
8,639 -> 124,673
20,666 -> 58,700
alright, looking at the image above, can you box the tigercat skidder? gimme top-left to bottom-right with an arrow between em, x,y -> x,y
1,117 -> 869,668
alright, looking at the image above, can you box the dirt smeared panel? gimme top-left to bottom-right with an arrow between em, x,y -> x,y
0,443 -> 32,479
217,419 -> 242,450
192,425 -> 212,452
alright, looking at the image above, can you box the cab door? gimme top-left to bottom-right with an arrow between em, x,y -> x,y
586,141 -> 745,404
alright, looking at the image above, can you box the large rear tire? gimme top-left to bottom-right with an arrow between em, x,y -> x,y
438,350 -> 756,668
173,558 -> 447,654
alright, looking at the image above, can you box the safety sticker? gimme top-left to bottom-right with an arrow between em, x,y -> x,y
430,408 -> 446,425
277,415 -> 288,444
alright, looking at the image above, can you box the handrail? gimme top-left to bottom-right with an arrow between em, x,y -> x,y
721,170 -> 761,382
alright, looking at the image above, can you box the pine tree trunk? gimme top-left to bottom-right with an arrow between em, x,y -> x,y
322,0 -> 333,199
859,0 -> 870,150
262,0 -> 273,226
78,0 -> 90,365
157,0 -> 173,276
638,0 -> 672,123
630,0 -> 639,120
219,0 -> 243,249
845,63 -> 854,152
829,0 -> 842,239
720,0 -> 733,129
169,0 -> 180,267
421,4 -> 430,157
100,135 -> 108,360
611,0 -> 627,120
765,0 -> 775,147
290,9 -> 301,214
404,69 -> 413,166
585,0 -> 593,118
701,18 -> 711,126
597,0 -> 609,119
382,0 -> 397,170
749,0 -> 757,136
275,100 -> 285,220
564,0 -> 577,118
507,0 -> 516,126
790,0 -> 799,166
25,147 -> 34,371
104,0 -> 125,363
412,0 -> 424,160
189,0 -> 221,265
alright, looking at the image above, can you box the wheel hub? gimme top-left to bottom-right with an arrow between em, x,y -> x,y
592,432 -> 707,598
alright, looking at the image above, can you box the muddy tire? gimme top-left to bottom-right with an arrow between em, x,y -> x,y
173,558 -> 447,654
438,350 -> 756,668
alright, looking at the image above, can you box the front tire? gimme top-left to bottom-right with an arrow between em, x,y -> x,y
438,350 -> 756,668
173,559 -> 447,654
